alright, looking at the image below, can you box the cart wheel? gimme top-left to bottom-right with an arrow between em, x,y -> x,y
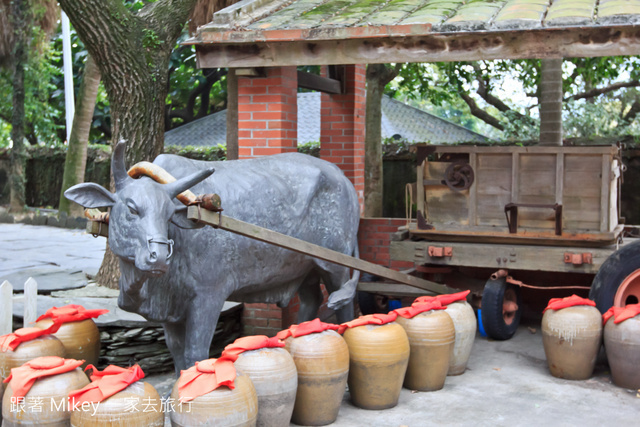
357,292 -> 388,315
481,276 -> 522,340
590,239 -> 640,313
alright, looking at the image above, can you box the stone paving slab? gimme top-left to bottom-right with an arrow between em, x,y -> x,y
0,268 -> 88,292
0,224 -> 105,289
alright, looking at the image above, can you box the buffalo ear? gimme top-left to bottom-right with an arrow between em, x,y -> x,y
171,206 -> 205,229
64,183 -> 116,208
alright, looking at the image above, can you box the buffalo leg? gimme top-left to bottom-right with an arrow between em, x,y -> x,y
163,321 -> 187,375
296,273 -> 323,322
334,299 -> 354,324
318,262 -> 359,312
183,296 -> 225,369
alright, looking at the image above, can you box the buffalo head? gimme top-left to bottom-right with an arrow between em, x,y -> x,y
65,142 -> 214,276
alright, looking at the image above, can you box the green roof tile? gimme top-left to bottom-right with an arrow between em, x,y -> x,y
293,0 -> 354,28
364,0 -> 426,25
322,0 -> 390,26
597,0 -> 640,24
247,0 -> 327,29
545,0 -> 595,26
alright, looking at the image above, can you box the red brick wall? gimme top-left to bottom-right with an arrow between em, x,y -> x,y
320,65 -> 366,211
358,218 -> 414,270
237,67 -> 298,159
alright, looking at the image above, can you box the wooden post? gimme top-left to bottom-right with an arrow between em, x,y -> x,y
0,280 -> 13,335
23,277 -> 38,327
226,68 -> 239,160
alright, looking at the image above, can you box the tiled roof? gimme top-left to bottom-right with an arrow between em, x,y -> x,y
164,92 -> 487,147
192,0 -> 640,44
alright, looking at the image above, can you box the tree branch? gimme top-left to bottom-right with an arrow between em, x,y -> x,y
565,80 -> 640,101
459,91 -> 505,131
471,62 -> 536,127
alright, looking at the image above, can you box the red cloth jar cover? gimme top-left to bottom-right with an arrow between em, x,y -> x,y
543,295 -> 596,313
0,324 -> 61,352
177,335 -> 284,402
395,300 -> 444,319
3,356 -> 84,399
413,290 -> 471,307
603,303 -> 640,325
68,364 -> 145,407
220,335 -> 284,362
337,312 -> 398,335
276,318 -> 340,340
37,304 -> 109,324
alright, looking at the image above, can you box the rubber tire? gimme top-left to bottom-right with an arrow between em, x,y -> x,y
590,239 -> 640,314
481,276 -> 522,340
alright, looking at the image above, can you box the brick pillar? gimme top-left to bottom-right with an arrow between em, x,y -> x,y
237,66 -> 298,159
320,64 -> 366,212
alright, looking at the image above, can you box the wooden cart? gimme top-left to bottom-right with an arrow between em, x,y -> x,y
388,144 -> 639,339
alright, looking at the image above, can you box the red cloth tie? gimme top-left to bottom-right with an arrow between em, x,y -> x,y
543,295 -> 596,313
0,324 -> 61,352
68,364 -> 145,408
276,318 -> 340,340
37,304 -> 108,325
220,335 -> 284,362
603,303 -> 640,325
395,300 -> 445,319
413,290 -> 471,307
3,356 -> 84,399
338,312 -> 398,334
177,358 -> 236,402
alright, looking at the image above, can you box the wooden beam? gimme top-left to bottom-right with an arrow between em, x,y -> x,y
235,67 -> 266,77
187,206 -> 453,295
297,70 -> 342,94
195,26 -> 640,68
86,220 -> 109,238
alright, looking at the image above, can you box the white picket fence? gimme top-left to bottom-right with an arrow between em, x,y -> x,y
0,278 -> 38,335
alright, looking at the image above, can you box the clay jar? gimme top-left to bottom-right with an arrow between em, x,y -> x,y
444,300 -> 477,375
2,366 -> 89,426
70,380 -> 163,426
396,310 -> 455,391
0,334 -> 66,383
542,305 -> 602,380
604,313 -> 640,389
342,322 -> 409,410
234,347 -> 297,427
37,318 -> 101,369
169,370 -> 257,427
284,330 -> 349,426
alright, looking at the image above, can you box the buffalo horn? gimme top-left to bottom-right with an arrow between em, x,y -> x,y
164,168 -> 215,199
113,140 -> 134,192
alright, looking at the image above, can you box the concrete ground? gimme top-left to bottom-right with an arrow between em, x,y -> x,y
2,224 -> 638,426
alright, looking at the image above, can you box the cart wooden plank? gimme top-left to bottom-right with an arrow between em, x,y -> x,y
391,240 -> 619,274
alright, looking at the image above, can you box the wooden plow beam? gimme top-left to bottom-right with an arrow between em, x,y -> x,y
187,206 -> 452,295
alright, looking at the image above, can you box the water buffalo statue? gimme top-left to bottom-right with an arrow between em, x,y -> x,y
65,142 -> 360,372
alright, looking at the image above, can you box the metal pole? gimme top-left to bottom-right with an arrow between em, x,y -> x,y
61,11 -> 75,142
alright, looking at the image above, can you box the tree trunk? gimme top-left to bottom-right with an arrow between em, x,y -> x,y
58,0 -> 200,289
226,68 -> 238,160
364,64 -> 397,218
59,54 -> 101,216
539,58 -> 563,146
9,0 -> 28,213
